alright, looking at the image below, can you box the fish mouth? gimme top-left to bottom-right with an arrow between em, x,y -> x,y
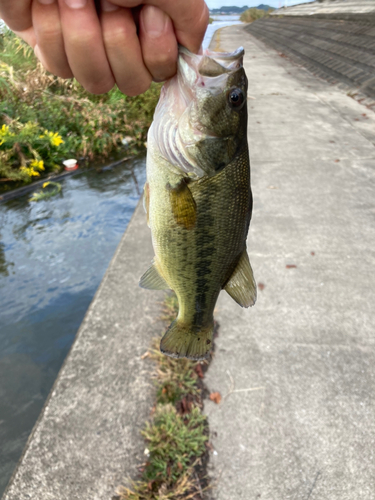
149,46 -> 245,178
182,45 -> 244,70
178,45 -> 244,85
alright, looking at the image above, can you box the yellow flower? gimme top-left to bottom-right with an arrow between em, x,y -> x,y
20,166 -> 40,177
0,124 -> 9,135
30,159 -> 45,171
42,130 -> 64,147
0,124 -> 15,140
50,133 -> 64,147
43,182 -> 50,188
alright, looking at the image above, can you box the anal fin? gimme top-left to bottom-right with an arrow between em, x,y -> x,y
139,261 -> 170,290
224,250 -> 257,308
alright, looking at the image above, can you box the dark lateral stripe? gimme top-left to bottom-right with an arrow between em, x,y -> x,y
193,190 -> 215,329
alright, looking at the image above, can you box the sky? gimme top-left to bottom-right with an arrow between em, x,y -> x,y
206,0 -> 314,8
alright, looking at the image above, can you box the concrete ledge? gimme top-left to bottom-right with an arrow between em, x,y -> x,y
271,0 -> 375,19
2,200 -> 164,500
246,17 -> 375,100
313,13 -> 375,22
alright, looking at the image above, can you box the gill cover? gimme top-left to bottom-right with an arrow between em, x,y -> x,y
149,46 -> 248,179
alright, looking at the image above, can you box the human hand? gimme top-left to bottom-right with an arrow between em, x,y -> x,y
0,0 -> 209,95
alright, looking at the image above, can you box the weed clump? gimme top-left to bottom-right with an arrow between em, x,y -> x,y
240,7 -> 274,23
117,294 -> 213,500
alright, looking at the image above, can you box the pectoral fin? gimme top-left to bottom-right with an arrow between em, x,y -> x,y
168,179 -> 196,230
139,261 -> 170,290
225,250 -> 257,308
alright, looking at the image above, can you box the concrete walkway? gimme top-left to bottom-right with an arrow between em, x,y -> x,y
204,25 -> 375,500
3,24 -> 375,500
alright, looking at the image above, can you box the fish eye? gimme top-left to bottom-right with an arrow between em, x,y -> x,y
228,88 -> 245,109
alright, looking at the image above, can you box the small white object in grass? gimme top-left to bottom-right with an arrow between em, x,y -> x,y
121,136 -> 133,146
63,159 -> 77,170
144,448 -> 150,456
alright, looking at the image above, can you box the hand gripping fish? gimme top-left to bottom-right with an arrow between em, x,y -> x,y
140,46 -> 256,360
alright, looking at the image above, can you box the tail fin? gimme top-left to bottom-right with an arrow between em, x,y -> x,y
160,320 -> 214,361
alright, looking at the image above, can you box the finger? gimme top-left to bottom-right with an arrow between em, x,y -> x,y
109,0 -> 209,54
159,0 -> 209,54
139,5 -> 178,82
57,0 -> 115,94
0,0 -> 32,32
100,1 -> 152,96
32,0 -> 73,78
13,27 -> 37,50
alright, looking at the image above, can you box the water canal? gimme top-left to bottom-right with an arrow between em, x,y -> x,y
0,15 -> 241,495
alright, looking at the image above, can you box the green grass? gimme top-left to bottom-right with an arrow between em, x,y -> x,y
117,294 -> 211,500
0,29 -> 161,191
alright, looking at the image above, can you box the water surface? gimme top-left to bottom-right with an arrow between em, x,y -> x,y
203,15 -> 242,50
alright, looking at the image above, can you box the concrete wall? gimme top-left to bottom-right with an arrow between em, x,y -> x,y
271,0 -> 375,20
246,17 -> 375,99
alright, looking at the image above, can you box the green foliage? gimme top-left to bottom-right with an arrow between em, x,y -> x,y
0,121 -> 63,183
156,364 -> 199,406
0,28 -> 161,189
0,28 -> 36,72
240,7 -> 273,22
155,347 -> 200,405
143,405 -> 207,487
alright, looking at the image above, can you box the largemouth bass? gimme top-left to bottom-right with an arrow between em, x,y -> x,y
140,46 -> 256,360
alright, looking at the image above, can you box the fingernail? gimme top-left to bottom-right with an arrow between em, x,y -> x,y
143,5 -> 168,37
38,0 -> 55,4
101,0 -> 119,12
64,0 -> 87,8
